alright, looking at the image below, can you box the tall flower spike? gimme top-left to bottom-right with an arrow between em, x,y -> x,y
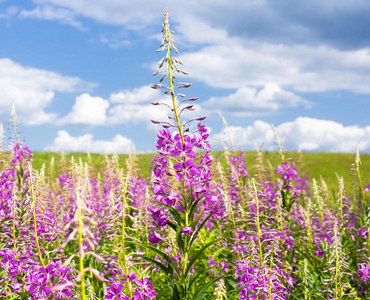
152,8 -> 203,146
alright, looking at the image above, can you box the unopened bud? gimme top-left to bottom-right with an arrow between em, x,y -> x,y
151,120 -> 161,124
196,117 -> 206,121
151,102 -> 160,105
151,84 -> 160,89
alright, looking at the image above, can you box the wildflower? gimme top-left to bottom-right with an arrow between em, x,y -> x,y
133,277 -> 157,300
182,227 -> 193,236
149,231 -> 164,244
105,281 -> 130,300
25,271 -> 52,298
358,264 -> 370,283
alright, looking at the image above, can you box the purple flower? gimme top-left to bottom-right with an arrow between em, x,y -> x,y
25,271 -> 52,298
149,232 -> 164,244
105,281 -> 130,300
133,277 -> 157,300
358,264 -> 370,283
156,129 -> 173,150
182,227 -> 193,236
276,161 -> 297,184
39,261 -> 61,280
170,134 -> 196,158
173,159 -> 199,181
358,226 -> 368,239
164,195 -> 177,206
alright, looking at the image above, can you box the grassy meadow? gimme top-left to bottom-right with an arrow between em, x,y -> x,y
31,150 -> 370,196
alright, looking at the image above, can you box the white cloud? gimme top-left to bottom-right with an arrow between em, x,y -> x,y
99,33 -> 131,48
58,93 -> 109,125
108,103 -> 169,125
175,16 -> 229,45
0,6 -> 19,19
19,5 -> 84,29
179,42 -> 370,93
56,86 -> 200,127
27,0 -> 168,27
202,84 -> 311,116
0,58 -> 87,125
44,130 -> 134,153
213,117 -> 370,153
21,1 -> 370,94
107,86 -> 170,125
109,86 -> 161,104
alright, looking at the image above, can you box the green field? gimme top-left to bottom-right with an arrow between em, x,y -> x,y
30,151 -> 370,196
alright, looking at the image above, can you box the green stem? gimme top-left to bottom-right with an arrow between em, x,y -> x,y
338,177 -> 345,228
252,179 -> 263,267
77,191 -> 86,300
356,155 -> 366,212
121,176 -> 133,298
12,191 -> 18,260
268,242 -> 276,300
30,171 -> 45,267
164,9 -> 185,147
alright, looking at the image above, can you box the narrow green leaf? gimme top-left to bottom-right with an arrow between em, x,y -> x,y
185,238 -> 223,278
189,211 -> 204,229
189,207 -> 220,249
176,225 -> 185,254
153,200 -> 184,226
172,283 -> 182,300
129,241 -> 181,278
188,197 -> 204,220
167,221 -> 178,231
192,275 -> 230,300
143,256 -> 171,275
181,192 -> 188,211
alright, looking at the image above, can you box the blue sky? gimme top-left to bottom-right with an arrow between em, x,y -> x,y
1,0 -> 370,153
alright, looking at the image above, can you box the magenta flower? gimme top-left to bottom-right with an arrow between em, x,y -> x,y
25,271 -> 52,298
39,261 -> 61,280
156,128 -> 173,150
105,281 -> 130,300
182,227 -> 193,236
170,134 -> 196,158
173,159 -> 199,181
149,231 -> 164,244
133,277 -> 157,300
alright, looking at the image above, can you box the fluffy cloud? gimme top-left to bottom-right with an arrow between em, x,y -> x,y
107,86 -> 170,125
57,86 -> 191,127
0,58 -> 87,125
19,5 -> 84,29
22,0 -> 370,48
202,84 -> 311,116
179,41 -> 370,93
213,117 -> 370,153
18,1 -> 370,94
0,6 -> 19,19
109,86 -> 161,104
25,0 -> 169,28
44,130 -> 134,153
58,93 -> 109,125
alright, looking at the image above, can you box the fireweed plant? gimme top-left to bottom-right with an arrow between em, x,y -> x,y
139,8 -> 228,299
1,8 -> 370,300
